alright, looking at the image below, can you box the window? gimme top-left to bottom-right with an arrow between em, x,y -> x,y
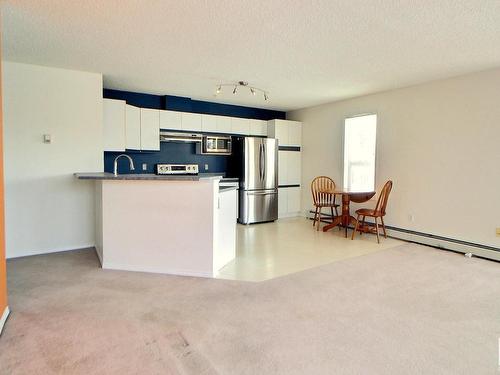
343,114 -> 377,191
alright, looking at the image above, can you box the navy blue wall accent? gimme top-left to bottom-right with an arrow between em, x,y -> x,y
104,89 -> 164,109
103,89 -> 285,120
164,95 -> 285,120
104,142 -> 228,174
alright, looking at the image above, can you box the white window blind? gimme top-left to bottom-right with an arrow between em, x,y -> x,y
343,114 -> 377,191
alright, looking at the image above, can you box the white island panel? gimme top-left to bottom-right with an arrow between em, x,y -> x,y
97,178 -> 231,277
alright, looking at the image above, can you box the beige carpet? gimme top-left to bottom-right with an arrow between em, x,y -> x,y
1,244 -> 500,374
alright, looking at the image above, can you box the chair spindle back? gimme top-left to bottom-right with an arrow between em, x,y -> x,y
311,176 -> 336,206
374,180 -> 393,215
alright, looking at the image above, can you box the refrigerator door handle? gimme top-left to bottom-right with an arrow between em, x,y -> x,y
247,190 -> 278,196
262,142 -> 266,181
259,143 -> 264,181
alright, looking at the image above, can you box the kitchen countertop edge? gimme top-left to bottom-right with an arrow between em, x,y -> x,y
74,172 -> 223,181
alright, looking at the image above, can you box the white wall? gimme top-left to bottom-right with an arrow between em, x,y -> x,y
2,62 -> 103,258
288,68 -> 500,249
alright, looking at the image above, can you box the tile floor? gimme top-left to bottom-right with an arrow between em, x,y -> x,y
216,217 -> 404,281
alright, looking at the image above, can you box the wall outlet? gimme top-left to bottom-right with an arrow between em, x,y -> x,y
142,163 -> 147,171
408,214 -> 415,222
204,164 -> 209,171
496,228 -> 500,236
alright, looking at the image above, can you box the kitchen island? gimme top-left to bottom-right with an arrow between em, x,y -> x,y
75,173 -> 237,277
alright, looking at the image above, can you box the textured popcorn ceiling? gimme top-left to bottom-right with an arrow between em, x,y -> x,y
2,0 -> 500,110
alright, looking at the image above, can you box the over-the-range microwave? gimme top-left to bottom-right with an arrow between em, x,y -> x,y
198,135 -> 232,155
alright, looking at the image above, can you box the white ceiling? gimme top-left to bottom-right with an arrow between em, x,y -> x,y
2,1 -> 500,111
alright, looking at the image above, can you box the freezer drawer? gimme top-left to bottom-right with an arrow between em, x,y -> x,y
238,189 -> 278,224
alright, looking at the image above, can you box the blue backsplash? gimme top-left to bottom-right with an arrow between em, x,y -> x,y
104,142 -> 229,174
103,88 -> 285,175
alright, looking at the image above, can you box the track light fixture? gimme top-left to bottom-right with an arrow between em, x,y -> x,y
215,81 -> 269,101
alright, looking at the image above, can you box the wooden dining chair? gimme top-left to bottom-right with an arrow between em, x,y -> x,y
311,176 -> 339,231
351,180 -> 393,243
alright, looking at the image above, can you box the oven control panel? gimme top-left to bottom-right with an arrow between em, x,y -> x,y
155,164 -> 199,175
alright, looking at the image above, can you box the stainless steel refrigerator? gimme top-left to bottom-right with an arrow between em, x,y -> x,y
236,137 -> 278,224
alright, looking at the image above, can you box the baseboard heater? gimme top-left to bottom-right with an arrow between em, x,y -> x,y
308,210 -> 500,262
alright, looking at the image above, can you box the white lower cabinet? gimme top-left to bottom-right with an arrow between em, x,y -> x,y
278,187 -> 301,218
287,187 -> 301,213
213,188 -> 237,272
278,188 -> 288,216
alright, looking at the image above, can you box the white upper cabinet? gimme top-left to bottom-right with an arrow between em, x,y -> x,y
140,108 -> 160,151
160,110 -> 181,130
103,99 -> 126,152
201,114 -> 217,133
231,117 -> 249,135
125,104 -> 141,150
267,119 -> 302,147
249,119 -> 267,136
288,121 -> 302,147
215,116 -> 232,133
182,112 -> 202,131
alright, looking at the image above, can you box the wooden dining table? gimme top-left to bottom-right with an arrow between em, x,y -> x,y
319,188 -> 376,237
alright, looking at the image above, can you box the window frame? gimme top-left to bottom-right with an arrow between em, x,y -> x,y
342,112 -> 378,192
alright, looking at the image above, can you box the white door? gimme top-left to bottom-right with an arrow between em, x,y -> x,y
182,112 -> 202,131
140,108 -> 160,151
201,114 -> 218,133
274,120 -> 288,146
287,151 -> 301,185
231,118 -> 249,135
216,116 -> 232,133
125,105 -> 141,150
103,99 -> 126,152
159,110 -> 182,130
278,150 -> 288,186
278,188 -> 287,216
249,119 -> 267,136
288,121 -> 302,147
287,187 -> 301,214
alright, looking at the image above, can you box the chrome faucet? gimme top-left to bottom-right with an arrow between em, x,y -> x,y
113,154 -> 135,176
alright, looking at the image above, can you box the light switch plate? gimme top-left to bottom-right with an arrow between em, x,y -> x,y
142,163 -> 147,171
